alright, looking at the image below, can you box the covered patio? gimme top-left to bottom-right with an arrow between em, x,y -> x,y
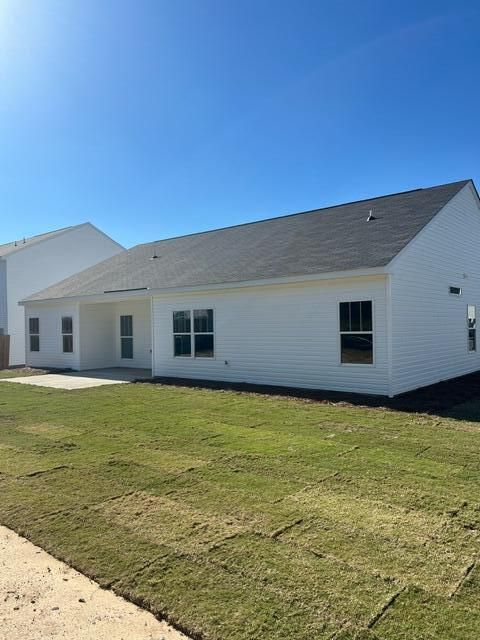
78,298 -> 152,371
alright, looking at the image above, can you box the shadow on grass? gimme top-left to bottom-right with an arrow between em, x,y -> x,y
138,371 -> 480,422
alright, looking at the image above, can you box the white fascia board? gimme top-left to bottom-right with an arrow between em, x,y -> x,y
20,266 -> 387,306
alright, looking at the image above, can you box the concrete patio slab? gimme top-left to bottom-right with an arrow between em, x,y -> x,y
0,368 -> 151,390
0,524 -> 188,640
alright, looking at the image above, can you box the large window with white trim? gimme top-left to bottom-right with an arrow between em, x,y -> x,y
468,305 -> 476,352
339,301 -> 373,364
173,309 -> 214,358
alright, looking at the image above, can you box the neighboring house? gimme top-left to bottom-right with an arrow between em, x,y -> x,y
20,180 -> 480,397
0,223 -> 124,366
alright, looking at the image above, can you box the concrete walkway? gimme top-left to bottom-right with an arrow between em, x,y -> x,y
1,368 -> 151,390
0,525 -> 188,640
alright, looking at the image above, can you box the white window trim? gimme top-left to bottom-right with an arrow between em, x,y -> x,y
120,314 -> 134,359
28,317 -> 40,352
467,304 -> 476,354
61,316 -> 74,353
338,300 -> 375,367
172,308 -> 216,359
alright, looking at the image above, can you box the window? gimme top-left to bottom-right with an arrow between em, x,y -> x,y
173,311 -> 191,356
173,309 -> 214,357
449,286 -> 462,296
120,315 -> 133,359
29,317 -> 39,352
339,301 -> 373,364
62,316 -> 73,353
194,309 -> 214,357
468,305 -> 476,352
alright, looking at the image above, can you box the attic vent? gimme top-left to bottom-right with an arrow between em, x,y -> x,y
449,286 -> 462,296
366,210 -> 376,222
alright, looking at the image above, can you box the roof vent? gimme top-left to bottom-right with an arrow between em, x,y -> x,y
367,209 -> 376,222
150,247 -> 159,260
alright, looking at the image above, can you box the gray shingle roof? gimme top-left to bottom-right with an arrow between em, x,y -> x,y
25,180 -> 471,302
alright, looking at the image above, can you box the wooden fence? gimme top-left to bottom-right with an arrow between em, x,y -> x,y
0,335 -> 10,370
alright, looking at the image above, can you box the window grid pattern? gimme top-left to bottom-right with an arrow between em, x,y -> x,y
468,305 -> 476,352
120,315 -> 133,359
29,317 -> 39,352
339,301 -> 373,365
62,316 -> 73,353
173,309 -> 214,358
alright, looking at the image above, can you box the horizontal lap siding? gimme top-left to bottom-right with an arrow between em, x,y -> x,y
79,300 -> 151,370
6,224 -> 122,365
79,303 -> 116,370
25,304 -> 80,369
0,261 -> 6,334
111,300 -> 152,369
24,299 -> 152,371
391,185 -> 480,395
152,276 -> 389,395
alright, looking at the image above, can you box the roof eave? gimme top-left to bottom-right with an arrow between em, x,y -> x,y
20,266 -> 387,306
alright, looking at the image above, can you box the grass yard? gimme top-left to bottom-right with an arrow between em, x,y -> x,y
0,381 -> 479,639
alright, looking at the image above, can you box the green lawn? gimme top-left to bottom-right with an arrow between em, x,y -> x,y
0,381 -> 479,639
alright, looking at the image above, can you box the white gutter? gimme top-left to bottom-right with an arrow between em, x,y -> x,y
19,266 -> 387,306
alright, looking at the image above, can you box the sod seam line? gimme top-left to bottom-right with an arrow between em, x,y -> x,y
272,471 -> 340,503
336,445 -> 360,457
367,585 -> 407,629
415,445 -> 432,457
270,518 -> 304,539
448,560 -> 477,598
18,464 -> 72,478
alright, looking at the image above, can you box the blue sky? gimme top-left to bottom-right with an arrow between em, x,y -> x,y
0,1 -> 479,248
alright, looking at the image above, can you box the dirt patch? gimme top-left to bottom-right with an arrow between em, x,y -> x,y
142,371 -> 480,417
0,367 -> 66,379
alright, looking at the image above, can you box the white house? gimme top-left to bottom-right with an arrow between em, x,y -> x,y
20,180 -> 480,397
0,223 -> 123,366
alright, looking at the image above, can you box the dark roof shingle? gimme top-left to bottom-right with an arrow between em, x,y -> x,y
25,180 -> 470,301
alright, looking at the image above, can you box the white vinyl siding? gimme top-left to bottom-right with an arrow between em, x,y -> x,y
152,276 -> 389,395
5,223 -> 123,365
390,183 -> 480,395
79,299 -> 151,370
25,298 -> 152,371
78,300 -> 151,370
25,304 -> 80,369
78,303 -> 117,370
0,260 -> 7,335
113,301 -> 151,368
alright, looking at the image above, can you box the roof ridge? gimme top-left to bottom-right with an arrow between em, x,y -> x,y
140,179 -> 470,247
